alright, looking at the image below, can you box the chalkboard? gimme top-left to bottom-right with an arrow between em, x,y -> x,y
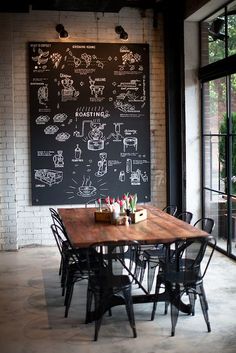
29,42 -> 150,205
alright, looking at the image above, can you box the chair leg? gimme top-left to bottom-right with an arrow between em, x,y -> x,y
85,286 -> 93,324
197,283 -> 211,332
93,293 -> 105,341
59,257 -> 63,276
64,280 -> 74,318
147,260 -> 158,293
61,258 -> 69,296
199,283 -> 208,310
164,280 -> 172,315
151,277 -> 162,320
188,290 -> 196,316
164,301 -> 169,315
137,264 -> 146,286
123,287 -> 137,338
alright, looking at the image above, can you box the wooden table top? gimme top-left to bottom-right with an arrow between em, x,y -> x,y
58,205 -> 209,248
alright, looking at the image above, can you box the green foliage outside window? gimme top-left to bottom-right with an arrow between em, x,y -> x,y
208,14 -> 236,63
219,112 -> 236,194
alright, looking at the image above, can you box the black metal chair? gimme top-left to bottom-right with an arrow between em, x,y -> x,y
49,207 -> 73,294
162,205 -> 178,216
177,211 -> 193,224
155,216 -> 215,316
85,241 -> 140,341
193,218 -> 215,234
151,236 -> 217,336
49,207 -> 66,230
138,205 -> 180,292
50,223 -> 89,318
136,205 -> 178,292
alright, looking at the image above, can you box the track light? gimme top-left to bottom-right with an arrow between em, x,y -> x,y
55,24 -> 69,39
115,25 -> 128,40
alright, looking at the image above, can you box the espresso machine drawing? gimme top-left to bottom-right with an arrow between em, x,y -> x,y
130,169 -> 141,185
124,158 -> 149,186
87,121 -> 106,151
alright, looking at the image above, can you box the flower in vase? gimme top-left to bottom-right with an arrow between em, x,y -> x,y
119,199 -> 125,213
110,197 -> 114,204
130,193 -> 138,213
113,202 -> 120,217
105,196 -> 110,205
105,195 -> 116,212
97,198 -> 102,212
122,193 -> 130,210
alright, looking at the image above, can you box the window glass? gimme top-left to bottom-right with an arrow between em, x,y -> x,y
204,189 -> 227,251
230,74 -> 236,194
201,1 -> 236,258
203,78 -> 227,194
203,135 -> 226,193
227,0 -> 236,57
203,78 -> 227,135
201,9 -> 226,66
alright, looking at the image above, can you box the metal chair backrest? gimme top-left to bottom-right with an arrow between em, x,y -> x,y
193,218 -> 215,234
185,236 -> 216,278
87,241 -> 141,281
171,236 -> 217,281
177,211 -> 193,224
49,207 -> 65,230
50,223 -> 66,257
162,205 -> 178,216
51,223 -> 88,269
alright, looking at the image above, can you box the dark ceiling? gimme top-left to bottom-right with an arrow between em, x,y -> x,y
0,1 -> 213,21
0,0 -> 165,13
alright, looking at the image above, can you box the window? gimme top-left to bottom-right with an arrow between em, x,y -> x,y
200,0 -> 236,259
201,9 -> 226,66
200,0 -> 236,66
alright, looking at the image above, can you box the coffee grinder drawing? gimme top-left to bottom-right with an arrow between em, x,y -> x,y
95,152 -> 107,177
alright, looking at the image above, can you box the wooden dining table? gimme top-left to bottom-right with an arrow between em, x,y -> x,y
58,204 -> 209,248
58,204 -> 209,313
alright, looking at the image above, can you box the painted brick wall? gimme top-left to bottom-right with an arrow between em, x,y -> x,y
0,7 -> 166,249
0,16 -> 18,250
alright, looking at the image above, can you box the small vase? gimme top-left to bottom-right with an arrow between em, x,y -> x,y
112,209 -> 119,220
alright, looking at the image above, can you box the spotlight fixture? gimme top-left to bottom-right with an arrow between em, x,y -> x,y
55,24 -> 69,39
115,25 -> 128,40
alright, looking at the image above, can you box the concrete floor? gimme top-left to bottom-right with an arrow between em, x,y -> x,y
0,246 -> 235,353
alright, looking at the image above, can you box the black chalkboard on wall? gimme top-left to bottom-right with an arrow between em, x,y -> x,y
29,42 -> 150,205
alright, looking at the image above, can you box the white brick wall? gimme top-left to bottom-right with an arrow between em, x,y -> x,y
0,7 -> 166,250
0,16 -> 18,250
